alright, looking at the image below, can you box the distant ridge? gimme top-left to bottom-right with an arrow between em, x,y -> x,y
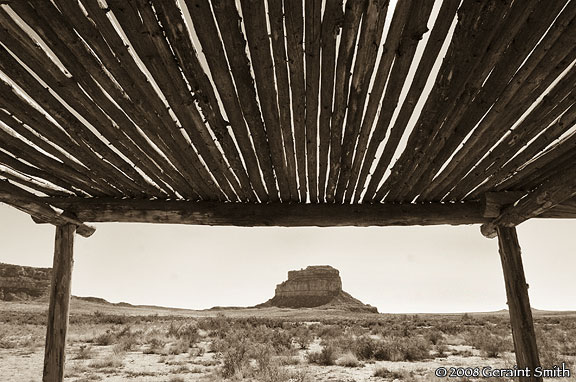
0,262 -> 51,301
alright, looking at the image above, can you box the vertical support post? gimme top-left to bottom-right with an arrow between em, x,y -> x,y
496,226 -> 542,382
43,224 -> 76,382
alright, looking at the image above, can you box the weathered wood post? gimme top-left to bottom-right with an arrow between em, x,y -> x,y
43,224 -> 76,382
496,226 -> 542,382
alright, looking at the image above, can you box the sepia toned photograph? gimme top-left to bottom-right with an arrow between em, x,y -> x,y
0,0 -> 575,381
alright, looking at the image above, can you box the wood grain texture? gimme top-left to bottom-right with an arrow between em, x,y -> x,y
106,0 -> 230,200
285,0 -> 308,201
0,0 -> 574,228
268,0 -> 299,200
2,3 -> 199,198
184,0 -> 270,201
418,2 -> 576,202
0,180 -> 95,237
382,0 -> 509,202
325,0 -> 365,201
496,226 -> 542,382
304,0 -> 322,202
482,163 -> 576,237
43,224 -> 76,382
238,0 -> 292,201
317,0 -> 343,201
362,0 -> 435,202
44,198 -> 493,227
335,0 -> 390,202
150,0 -> 256,201
356,0 -> 459,202
454,69 -> 576,200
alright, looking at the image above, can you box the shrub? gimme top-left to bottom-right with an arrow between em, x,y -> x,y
374,367 -> 406,379
93,330 -> 116,346
425,329 -> 444,345
435,343 -> 449,357
250,343 -> 274,373
278,355 -> 301,365
403,337 -> 431,361
269,329 -> 293,353
480,335 -> 507,358
143,336 -> 166,354
315,324 -> 343,339
189,346 -> 204,357
464,327 -> 512,358
220,338 -> 251,378
167,339 -> 191,355
115,335 -> 139,352
293,326 -> 313,349
172,321 -> 199,344
336,352 -> 360,367
89,354 -> 123,369
372,336 -> 430,361
307,344 -> 337,366
536,326 -> 566,368
353,336 -> 378,360
0,335 -> 16,349
74,345 -> 95,360
451,348 -> 473,357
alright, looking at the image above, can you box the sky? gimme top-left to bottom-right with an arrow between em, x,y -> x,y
1,203 -> 575,314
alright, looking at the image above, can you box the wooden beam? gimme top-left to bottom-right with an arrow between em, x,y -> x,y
482,191 -> 527,218
481,165 -> 576,237
539,197 -> 576,218
43,224 -> 76,382
0,180 -> 95,237
483,193 -> 576,221
39,198 -> 493,226
496,226 -> 541,382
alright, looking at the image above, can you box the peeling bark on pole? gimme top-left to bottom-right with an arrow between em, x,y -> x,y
43,224 -> 76,382
496,226 -> 542,382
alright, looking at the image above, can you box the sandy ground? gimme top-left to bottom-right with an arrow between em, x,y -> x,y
2,300 -> 575,382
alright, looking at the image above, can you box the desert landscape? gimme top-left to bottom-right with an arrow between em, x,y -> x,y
1,299 -> 576,382
1,263 -> 575,382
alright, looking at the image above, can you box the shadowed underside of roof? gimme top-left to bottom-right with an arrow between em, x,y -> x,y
0,0 -> 575,235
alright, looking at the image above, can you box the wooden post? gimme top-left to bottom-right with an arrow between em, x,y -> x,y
43,224 -> 76,382
496,226 -> 542,382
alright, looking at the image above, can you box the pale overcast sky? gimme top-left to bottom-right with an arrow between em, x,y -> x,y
1,203 -> 575,313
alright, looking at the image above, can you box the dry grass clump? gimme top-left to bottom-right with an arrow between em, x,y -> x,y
536,325 -> 576,369
341,335 -> 431,362
335,351 -> 361,367
212,328 -> 300,381
167,338 -> 192,355
0,329 -> 17,349
374,367 -> 411,379
88,345 -> 125,369
425,329 -> 444,345
307,344 -> 338,366
88,355 -> 123,369
291,326 -> 313,349
0,326 -> 43,350
143,336 -> 166,354
464,328 -> 512,358
74,344 -> 95,360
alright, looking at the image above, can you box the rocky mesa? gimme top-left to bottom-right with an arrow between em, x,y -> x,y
0,262 -> 51,301
259,266 -> 378,313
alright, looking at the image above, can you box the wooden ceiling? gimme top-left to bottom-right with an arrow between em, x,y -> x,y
0,0 -> 575,235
